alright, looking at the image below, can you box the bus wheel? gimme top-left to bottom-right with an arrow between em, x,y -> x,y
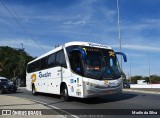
61,85 -> 70,102
32,84 -> 37,95
0,89 -> 2,94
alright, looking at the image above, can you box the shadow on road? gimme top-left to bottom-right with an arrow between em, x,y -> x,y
2,88 -> 138,105
33,92 -> 138,105
70,93 -> 138,104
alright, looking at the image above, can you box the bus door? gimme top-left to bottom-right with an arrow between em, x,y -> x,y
69,49 -> 85,97
51,50 -> 68,94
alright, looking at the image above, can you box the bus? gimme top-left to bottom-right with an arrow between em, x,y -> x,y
26,41 -> 127,101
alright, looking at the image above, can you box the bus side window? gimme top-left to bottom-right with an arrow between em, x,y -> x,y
36,60 -> 41,71
41,57 -> 47,70
27,64 -> 31,73
55,50 -> 67,68
31,63 -> 35,72
47,53 -> 55,68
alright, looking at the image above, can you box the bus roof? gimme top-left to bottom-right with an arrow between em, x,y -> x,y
64,41 -> 112,49
28,41 -> 112,64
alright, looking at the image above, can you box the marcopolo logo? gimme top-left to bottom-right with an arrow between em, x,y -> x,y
39,72 -> 51,78
88,43 -> 109,48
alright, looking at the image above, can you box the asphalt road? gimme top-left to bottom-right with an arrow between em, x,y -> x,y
3,88 -> 160,118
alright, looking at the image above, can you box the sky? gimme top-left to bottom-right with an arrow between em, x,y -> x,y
0,0 -> 160,77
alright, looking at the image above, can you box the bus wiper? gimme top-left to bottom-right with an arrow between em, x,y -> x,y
100,57 -> 120,79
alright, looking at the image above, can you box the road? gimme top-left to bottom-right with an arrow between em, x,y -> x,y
2,88 -> 160,118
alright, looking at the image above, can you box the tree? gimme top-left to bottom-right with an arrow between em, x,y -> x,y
143,76 -> 149,84
130,75 -> 160,84
150,75 -> 160,83
131,76 -> 143,84
0,62 -> 3,72
0,46 -> 34,86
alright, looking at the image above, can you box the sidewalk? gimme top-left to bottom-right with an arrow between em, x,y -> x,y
123,88 -> 160,94
0,95 -> 61,118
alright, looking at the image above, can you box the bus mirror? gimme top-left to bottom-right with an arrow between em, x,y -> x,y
115,52 -> 127,62
71,48 -> 86,60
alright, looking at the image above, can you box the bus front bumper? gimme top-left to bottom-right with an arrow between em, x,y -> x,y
83,85 -> 122,98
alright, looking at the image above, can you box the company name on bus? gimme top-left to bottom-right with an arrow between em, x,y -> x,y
88,43 -> 109,48
39,72 -> 51,78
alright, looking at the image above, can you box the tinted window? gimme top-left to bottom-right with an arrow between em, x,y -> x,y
70,52 -> 83,75
41,57 -> 47,70
27,50 -> 67,73
27,63 -> 34,73
55,50 -> 67,68
47,53 -> 55,68
35,60 -> 41,71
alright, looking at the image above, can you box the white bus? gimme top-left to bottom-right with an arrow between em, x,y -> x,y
26,41 -> 127,101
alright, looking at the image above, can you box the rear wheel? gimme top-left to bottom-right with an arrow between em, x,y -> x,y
61,85 -> 70,102
0,89 -> 2,94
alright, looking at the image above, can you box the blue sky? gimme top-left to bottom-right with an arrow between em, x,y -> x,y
0,0 -> 160,77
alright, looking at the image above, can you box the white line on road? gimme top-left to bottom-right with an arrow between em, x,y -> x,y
24,98 -> 80,118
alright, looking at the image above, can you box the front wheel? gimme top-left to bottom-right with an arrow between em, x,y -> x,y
61,85 -> 70,102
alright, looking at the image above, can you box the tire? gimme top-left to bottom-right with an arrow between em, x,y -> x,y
0,89 -> 2,94
2,88 -> 6,94
14,89 -> 17,93
32,85 -> 37,95
61,85 -> 70,102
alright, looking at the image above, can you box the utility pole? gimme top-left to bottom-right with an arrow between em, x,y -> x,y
148,53 -> 151,84
19,43 -> 24,87
130,53 -> 132,83
117,0 -> 122,70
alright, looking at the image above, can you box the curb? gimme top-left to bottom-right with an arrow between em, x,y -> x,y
123,89 -> 160,95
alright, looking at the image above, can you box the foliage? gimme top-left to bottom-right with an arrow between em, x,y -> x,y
0,46 -> 34,86
150,75 -> 160,83
127,75 -> 160,84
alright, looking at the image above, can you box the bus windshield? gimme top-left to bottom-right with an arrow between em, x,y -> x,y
82,47 -> 121,80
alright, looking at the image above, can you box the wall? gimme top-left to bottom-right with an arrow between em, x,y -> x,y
131,84 -> 160,88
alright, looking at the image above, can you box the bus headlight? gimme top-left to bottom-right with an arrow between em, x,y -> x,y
84,81 -> 96,87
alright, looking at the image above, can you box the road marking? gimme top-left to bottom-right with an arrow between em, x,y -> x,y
24,98 -> 79,118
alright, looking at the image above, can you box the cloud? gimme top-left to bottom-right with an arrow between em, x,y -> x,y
0,39 -> 53,56
145,18 -> 160,24
111,44 -> 160,52
63,18 -> 95,26
124,45 -> 160,52
0,19 -> 10,25
0,39 -> 50,48
63,20 -> 87,25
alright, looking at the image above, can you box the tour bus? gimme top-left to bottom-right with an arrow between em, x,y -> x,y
26,41 -> 127,101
